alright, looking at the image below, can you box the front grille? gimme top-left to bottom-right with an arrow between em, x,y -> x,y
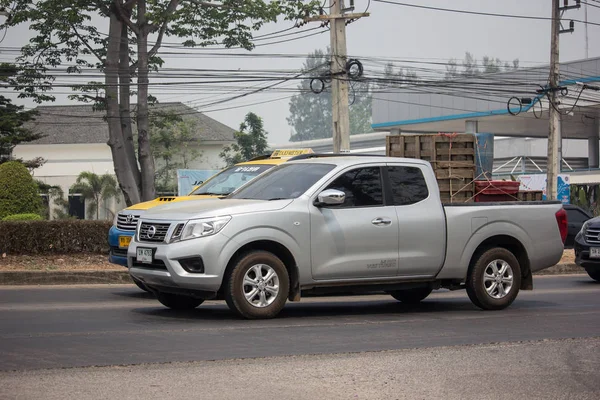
117,213 -> 140,231
132,259 -> 167,271
585,227 -> 600,244
139,222 -> 171,242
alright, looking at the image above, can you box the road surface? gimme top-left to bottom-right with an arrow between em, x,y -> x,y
0,274 -> 598,399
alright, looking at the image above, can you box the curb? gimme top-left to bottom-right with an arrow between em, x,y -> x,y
0,270 -> 133,285
0,264 -> 586,285
533,263 -> 583,275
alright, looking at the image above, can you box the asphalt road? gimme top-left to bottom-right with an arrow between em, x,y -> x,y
0,274 -> 598,372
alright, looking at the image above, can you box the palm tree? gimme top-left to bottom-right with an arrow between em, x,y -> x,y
71,172 -> 118,220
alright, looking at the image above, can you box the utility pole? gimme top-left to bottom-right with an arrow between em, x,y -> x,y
304,1 -> 369,153
547,0 -> 561,201
547,0 -> 579,200
585,1 -> 589,59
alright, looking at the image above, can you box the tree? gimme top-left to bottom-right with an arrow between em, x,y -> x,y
380,62 -> 419,88
288,47 -> 374,142
447,52 -> 520,77
0,64 -> 42,164
149,112 -> 202,193
2,0 -> 320,206
445,59 -> 459,79
0,161 -> 43,220
71,172 -> 119,220
36,180 -> 71,220
220,112 -> 268,166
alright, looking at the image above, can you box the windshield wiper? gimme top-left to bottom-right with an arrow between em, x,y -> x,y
193,192 -> 224,196
267,197 -> 288,201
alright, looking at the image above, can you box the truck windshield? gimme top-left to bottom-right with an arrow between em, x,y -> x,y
190,164 -> 273,196
229,163 -> 335,200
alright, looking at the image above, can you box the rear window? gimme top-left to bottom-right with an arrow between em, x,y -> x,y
387,166 -> 429,205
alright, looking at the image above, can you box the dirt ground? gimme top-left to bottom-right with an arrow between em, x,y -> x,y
0,253 -> 121,271
0,249 -> 577,272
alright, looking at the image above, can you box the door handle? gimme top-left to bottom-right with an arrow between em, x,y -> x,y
372,217 -> 392,226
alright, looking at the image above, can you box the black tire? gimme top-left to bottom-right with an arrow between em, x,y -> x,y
466,247 -> 522,310
131,275 -> 151,292
156,292 -> 204,310
388,287 -> 433,304
585,268 -> 600,282
225,251 -> 290,319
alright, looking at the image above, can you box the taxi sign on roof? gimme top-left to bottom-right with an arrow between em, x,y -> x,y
270,148 -> 314,158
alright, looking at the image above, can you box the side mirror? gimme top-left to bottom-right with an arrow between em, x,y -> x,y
315,189 -> 345,206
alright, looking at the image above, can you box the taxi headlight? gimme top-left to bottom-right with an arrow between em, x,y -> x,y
180,216 -> 232,241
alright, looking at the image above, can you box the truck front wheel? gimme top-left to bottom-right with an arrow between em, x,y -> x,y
225,251 -> 290,319
466,247 -> 522,310
388,287 -> 433,304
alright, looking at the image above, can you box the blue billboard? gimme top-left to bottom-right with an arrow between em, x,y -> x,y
177,169 -> 220,196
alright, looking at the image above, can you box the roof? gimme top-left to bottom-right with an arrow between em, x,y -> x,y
287,155 -> 430,167
371,56 -> 600,140
24,102 -> 236,145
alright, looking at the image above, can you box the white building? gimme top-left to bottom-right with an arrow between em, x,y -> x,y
13,102 -> 235,219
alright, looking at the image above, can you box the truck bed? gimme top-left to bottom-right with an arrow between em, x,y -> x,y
437,200 -> 565,280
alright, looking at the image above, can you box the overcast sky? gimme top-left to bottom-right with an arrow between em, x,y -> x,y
2,0 -> 600,144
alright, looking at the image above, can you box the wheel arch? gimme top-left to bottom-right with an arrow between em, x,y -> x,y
222,240 -> 300,301
468,235 -> 532,290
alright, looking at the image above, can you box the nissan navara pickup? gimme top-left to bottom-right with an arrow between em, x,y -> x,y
127,155 -> 567,319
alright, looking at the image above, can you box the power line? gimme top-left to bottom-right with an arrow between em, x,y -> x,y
373,0 -> 600,27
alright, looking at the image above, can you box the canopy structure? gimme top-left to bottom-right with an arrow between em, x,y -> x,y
371,57 -> 600,168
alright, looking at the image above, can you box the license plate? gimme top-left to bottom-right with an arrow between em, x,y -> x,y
119,236 -> 132,249
136,248 -> 153,264
590,248 -> 600,259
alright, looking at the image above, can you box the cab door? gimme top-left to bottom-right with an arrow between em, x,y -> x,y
386,163 -> 446,277
309,165 -> 400,280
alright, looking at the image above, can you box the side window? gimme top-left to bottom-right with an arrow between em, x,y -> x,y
324,167 -> 383,207
388,166 -> 429,206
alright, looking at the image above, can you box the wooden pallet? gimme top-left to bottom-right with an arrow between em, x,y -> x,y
517,191 -> 543,201
386,134 -> 478,203
386,134 -> 476,164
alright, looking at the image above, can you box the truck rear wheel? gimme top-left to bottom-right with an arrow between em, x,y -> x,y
388,287 -> 433,304
225,251 -> 289,319
585,268 -> 600,282
156,292 -> 204,310
466,247 -> 521,310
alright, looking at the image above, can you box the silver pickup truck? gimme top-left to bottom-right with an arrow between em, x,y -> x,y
128,155 -> 567,319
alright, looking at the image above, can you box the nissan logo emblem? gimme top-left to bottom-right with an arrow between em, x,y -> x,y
147,225 -> 157,239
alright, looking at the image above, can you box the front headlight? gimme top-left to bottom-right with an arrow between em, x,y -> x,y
180,216 -> 232,241
581,220 -> 590,235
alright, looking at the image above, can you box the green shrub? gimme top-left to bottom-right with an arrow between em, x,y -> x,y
2,213 -> 43,221
0,161 -> 43,220
0,220 -> 112,255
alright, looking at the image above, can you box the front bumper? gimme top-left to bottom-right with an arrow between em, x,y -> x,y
127,232 -> 231,297
574,233 -> 600,271
108,226 -> 134,267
